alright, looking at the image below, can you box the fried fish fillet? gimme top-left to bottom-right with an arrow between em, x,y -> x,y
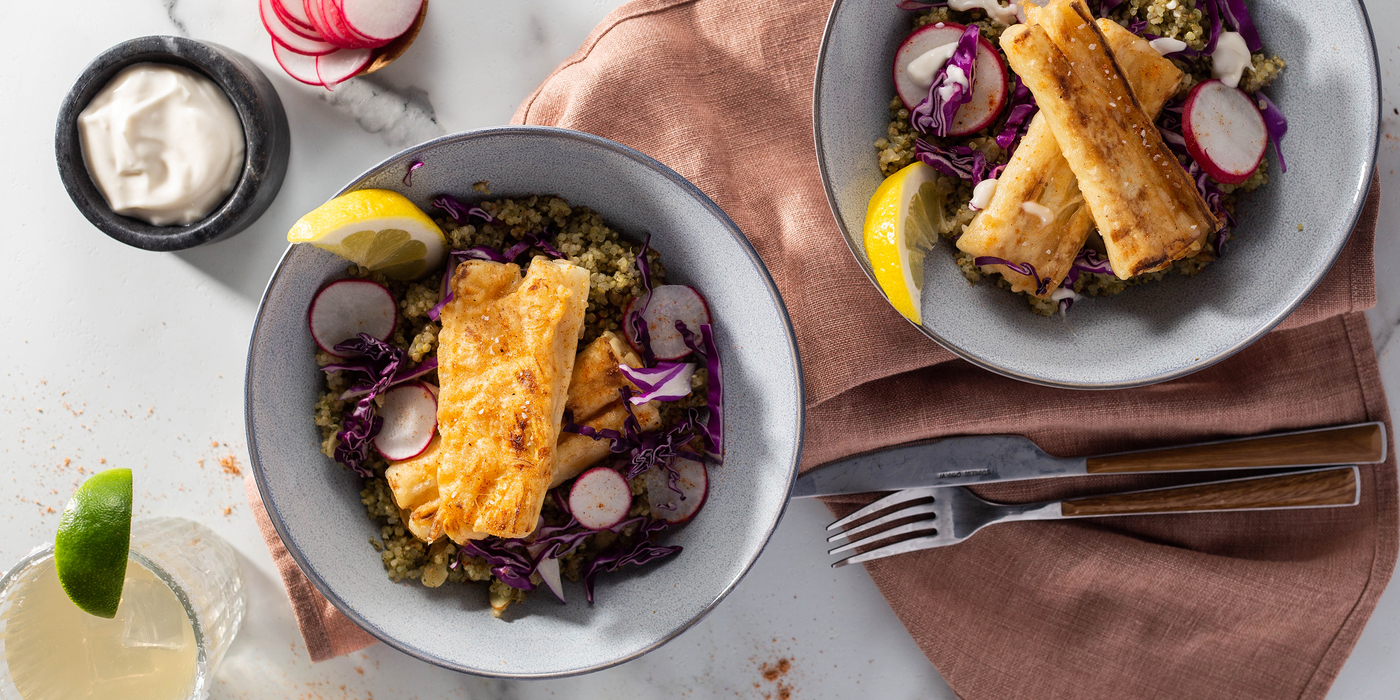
1001,0 -> 1218,279
957,19 -> 1183,295
387,331 -> 660,541
433,257 -> 589,541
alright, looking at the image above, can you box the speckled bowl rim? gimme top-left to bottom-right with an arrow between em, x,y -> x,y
812,0 -> 1381,390
244,125 -> 805,677
55,36 -> 290,251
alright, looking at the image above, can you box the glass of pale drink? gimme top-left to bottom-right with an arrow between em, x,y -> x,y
0,517 -> 245,700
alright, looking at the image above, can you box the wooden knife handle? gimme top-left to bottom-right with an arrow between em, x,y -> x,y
1084,423 -> 1384,474
1060,467 -> 1359,517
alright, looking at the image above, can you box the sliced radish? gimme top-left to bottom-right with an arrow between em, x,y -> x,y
274,0 -> 316,31
893,21 -> 1008,137
645,458 -> 708,524
569,467 -> 632,530
623,285 -> 712,361
340,0 -> 424,42
308,278 -> 397,355
374,382 -> 437,461
270,0 -> 321,39
318,0 -> 381,49
330,0 -> 392,48
272,41 -> 324,85
1183,79 -> 1267,185
261,0 -> 337,56
316,48 -> 374,87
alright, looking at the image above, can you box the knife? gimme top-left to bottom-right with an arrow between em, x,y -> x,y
791,421 -> 1386,498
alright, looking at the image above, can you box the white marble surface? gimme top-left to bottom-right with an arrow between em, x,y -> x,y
1,0 -> 1396,697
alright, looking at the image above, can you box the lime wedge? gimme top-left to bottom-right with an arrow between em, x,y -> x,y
54,468 -> 133,618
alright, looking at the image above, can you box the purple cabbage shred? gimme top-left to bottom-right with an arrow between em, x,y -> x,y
675,321 -> 724,461
895,0 -> 945,9
910,24 -> 980,137
972,256 -> 1052,296
1255,92 -> 1287,173
582,518 -> 681,603
915,140 -> 994,184
403,160 -> 424,187
994,75 -> 1038,152
430,194 -> 497,225
624,234 -> 658,367
324,334 -> 404,476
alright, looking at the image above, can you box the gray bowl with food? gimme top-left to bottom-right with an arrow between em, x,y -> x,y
245,126 -> 804,677
814,0 -> 1379,388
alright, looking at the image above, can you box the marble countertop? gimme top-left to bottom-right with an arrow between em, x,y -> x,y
2,0 -> 1397,697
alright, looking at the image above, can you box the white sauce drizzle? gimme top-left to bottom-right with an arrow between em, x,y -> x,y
1148,37 -> 1188,56
907,42 -> 959,89
937,65 -> 970,104
1211,31 -> 1253,89
1021,201 -> 1053,225
969,177 -> 998,211
949,0 -> 1021,26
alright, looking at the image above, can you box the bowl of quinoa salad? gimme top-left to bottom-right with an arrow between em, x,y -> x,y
245,126 -> 803,676
814,0 -> 1379,388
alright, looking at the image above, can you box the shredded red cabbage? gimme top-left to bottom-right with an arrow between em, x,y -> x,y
624,234 -> 658,367
1062,248 -> 1114,287
1186,161 -> 1235,254
895,0 -> 945,9
915,140 -> 997,183
973,256 -> 1052,296
431,194 -> 497,225
910,24 -> 980,137
1127,18 -> 1149,36
403,160 -> 424,186
1256,92 -> 1287,173
323,334 -> 404,477
994,75 -> 1037,152
1099,0 -> 1124,18
502,230 -> 565,261
675,321 -> 724,461
582,517 -> 681,603
619,362 -> 698,404
338,357 -> 439,400
1218,0 -> 1262,51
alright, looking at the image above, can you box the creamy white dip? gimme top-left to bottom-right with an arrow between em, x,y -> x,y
78,64 -> 245,226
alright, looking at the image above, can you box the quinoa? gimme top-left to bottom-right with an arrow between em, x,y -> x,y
314,192 -> 698,617
878,1 -> 1284,316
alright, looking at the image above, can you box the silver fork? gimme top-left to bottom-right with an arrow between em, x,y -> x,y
827,466 -> 1360,568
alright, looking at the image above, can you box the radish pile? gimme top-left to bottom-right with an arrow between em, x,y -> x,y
260,0 -> 424,87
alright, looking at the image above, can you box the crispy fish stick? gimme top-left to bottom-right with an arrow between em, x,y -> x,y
385,436 -> 446,543
1001,0 -> 1218,279
567,331 -> 646,424
957,20 -> 1183,295
434,257 -> 589,541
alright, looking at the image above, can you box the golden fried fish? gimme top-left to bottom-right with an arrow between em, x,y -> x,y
433,257 -> 589,541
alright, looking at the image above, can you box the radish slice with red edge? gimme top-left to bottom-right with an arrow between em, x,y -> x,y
261,0 -> 337,56
646,458 -> 708,524
272,41 -> 324,85
1183,79 -> 1267,186
316,48 -> 374,87
308,278 -> 397,355
569,468 -> 632,530
340,0 -> 424,42
893,21 -> 1007,137
331,0 -> 391,47
623,285 -> 711,361
274,0 -> 316,31
320,0 -> 385,49
271,0 -> 322,39
374,382 -> 437,461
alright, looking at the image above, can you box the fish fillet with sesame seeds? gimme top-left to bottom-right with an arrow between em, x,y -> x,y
1000,0 -> 1219,279
432,256 -> 589,541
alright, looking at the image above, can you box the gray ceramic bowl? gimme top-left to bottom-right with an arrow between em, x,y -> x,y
56,36 -> 290,251
815,1 -> 1379,389
245,127 -> 804,677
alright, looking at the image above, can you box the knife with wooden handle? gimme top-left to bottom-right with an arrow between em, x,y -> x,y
791,422 -> 1385,498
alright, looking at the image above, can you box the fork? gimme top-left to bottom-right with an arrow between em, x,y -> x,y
827,466 -> 1360,567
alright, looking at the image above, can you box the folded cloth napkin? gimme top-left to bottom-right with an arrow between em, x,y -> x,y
249,0 -> 1395,696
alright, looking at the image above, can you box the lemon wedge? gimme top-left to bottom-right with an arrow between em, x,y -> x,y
288,189 -> 447,280
863,162 -> 944,325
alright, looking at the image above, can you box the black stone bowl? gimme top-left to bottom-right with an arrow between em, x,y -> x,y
55,36 -> 290,251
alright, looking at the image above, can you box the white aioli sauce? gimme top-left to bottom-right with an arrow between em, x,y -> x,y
937,65 -> 970,103
1021,201 -> 1053,225
78,64 -> 245,226
969,178 -> 998,210
1210,31 -> 1252,89
908,42 -> 959,89
948,0 -> 1020,26
1148,37 -> 1188,56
